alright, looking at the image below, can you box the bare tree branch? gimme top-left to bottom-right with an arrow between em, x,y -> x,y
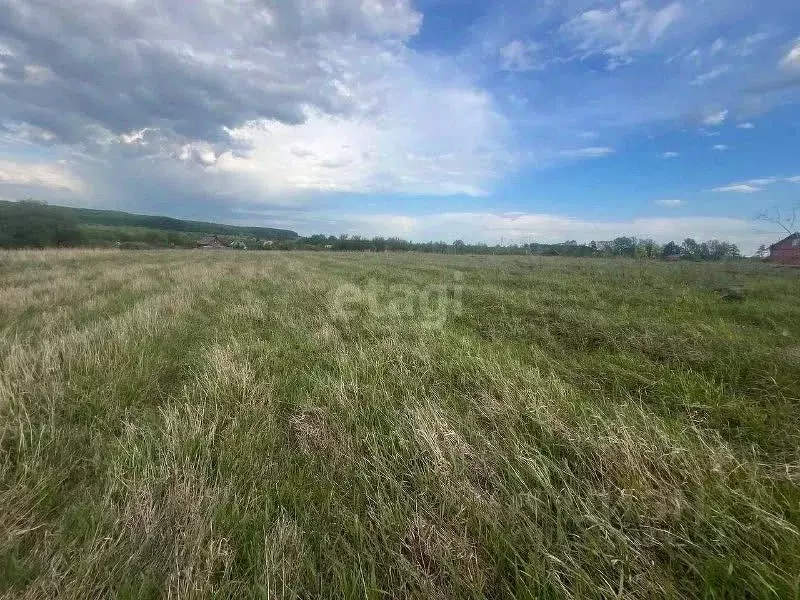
756,206 -> 798,236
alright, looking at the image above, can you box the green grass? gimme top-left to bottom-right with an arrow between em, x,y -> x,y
1,249 -> 799,599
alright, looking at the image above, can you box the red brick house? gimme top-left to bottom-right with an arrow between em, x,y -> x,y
769,233 -> 800,265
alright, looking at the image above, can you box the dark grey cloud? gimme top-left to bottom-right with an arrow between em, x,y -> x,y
0,0 -> 421,148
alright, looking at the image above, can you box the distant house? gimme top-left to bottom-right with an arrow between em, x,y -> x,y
769,233 -> 800,265
196,235 -> 226,249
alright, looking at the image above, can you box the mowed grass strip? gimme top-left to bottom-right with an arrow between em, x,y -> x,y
1,249 -> 799,599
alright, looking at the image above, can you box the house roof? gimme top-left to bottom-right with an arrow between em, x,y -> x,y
769,232 -> 800,249
197,235 -> 223,245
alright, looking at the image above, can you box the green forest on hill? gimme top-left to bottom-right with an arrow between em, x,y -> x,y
0,199 -> 298,249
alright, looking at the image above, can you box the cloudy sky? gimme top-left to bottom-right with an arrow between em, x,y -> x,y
1,0 -> 799,252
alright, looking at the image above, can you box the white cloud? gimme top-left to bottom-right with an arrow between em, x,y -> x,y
691,65 -> 730,86
499,40 -> 541,72
786,176 -> 800,183
119,129 -> 152,145
647,2 -> 685,40
712,184 -> 759,193
779,40 -> 800,69
23,64 -> 55,84
712,144 -> 728,151
737,122 -> 755,129
22,12 -> 512,201
703,109 -> 728,126
708,32 -> 773,59
606,55 -> 634,71
0,0 -> 509,206
177,142 -> 217,167
212,59 -> 512,198
655,199 -> 685,207
560,146 -> 615,158
0,159 -> 85,193
661,151 -> 680,158
711,177 -> 785,193
0,0 -> 426,149
744,177 -> 778,186
562,1 -> 684,61
735,31 -> 773,57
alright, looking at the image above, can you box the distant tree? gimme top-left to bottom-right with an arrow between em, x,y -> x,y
725,242 -> 741,259
706,239 -> 740,260
612,236 -> 637,257
662,241 -> 682,257
755,244 -> 769,259
637,238 -> 657,258
682,238 -> 700,259
306,234 -> 328,245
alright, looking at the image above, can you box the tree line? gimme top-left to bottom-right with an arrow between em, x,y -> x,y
1,199 -> 741,260
285,234 -> 740,260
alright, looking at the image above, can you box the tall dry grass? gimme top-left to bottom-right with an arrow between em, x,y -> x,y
1,249 -> 799,598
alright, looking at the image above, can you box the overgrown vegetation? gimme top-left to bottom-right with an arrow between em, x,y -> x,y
1,250 -> 798,598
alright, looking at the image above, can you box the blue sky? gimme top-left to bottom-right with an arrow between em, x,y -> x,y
1,0 -> 799,252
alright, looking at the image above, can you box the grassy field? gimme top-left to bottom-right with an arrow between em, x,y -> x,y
1,250 -> 799,599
